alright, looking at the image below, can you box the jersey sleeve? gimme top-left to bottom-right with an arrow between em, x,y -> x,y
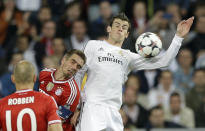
83,40 -> 97,58
46,96 -> 61,125
129,35 -> 183,71
74,64 -> 88,89
38,71 -> 47,93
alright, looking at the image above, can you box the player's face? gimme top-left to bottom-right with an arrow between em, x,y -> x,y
108,19 -> 129,43
61,54 -> 84,78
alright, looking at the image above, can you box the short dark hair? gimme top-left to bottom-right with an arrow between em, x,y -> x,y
149,105 -> 163,116
170,92 -> 180,98
64,49 -> 86,64
109,13 -> 131,32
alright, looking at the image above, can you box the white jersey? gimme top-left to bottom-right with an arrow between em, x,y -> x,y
83,35 -> 183,109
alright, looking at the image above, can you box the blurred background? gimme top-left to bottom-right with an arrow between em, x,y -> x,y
0,0 -> 205,130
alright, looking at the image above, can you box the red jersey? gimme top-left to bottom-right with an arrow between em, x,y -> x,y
39,68 -> 80,131
0,89 -> 61,131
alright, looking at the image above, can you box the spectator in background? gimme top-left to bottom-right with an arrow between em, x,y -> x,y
166,3 -> 181,26
42,55 -> 60,69
34,20 -> 56,69
56,1 -> 82,38
165,92 -> 195,128
51,37 -> 66,62
13,35 -> 38,75
46,0 -> 66,20
194,1 -> 205,18
29,6 -> 52,35
64,19 -> 90,51
186,68 -> 205,127
0,0 -> 22,46
195,50 -> 205,69
16,0 -> 41,11
186,16 -> 205,57
174,48 -> 194,93
124,73 -> 149,109
131,1 -> 147,39
145,105 -> 184,129
122,87 -> 148,128
89,0 -> 113,39
136,69 -> 161,94
119,109 -> 136,131
0,52 -> 23,98
148,70 -> 180,109
154,0 -> 190,17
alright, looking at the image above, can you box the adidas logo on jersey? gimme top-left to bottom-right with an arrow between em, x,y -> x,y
98,47 -> 104,51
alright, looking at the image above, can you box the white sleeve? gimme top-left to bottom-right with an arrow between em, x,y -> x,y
83,40 -> 96,58
129,35 -> 183,70
74,64 -> 88,89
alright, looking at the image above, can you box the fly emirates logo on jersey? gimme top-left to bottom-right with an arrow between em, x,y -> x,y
98,52 -> 123,65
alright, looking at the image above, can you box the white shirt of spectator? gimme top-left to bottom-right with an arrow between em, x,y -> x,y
16,0 -> 41,11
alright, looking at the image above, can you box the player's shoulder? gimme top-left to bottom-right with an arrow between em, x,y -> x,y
121,49 -> 135,56
86,40 -> 104,46
33,91 -> 53,101
0,95 -> 9,105
0,93 -> 16,106
40,68 -> 56,77
41,68 -> 56,73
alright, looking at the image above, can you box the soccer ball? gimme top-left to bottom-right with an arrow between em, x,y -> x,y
135,32 -> 162,58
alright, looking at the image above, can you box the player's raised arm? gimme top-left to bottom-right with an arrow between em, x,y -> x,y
176,16 -> 194,38
129,17 -> 194,71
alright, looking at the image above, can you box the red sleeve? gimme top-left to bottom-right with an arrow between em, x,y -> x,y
46,96 -> 61,125
39,71 -> 45,82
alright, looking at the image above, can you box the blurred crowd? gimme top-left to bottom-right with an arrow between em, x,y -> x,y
0,0 -> 205,130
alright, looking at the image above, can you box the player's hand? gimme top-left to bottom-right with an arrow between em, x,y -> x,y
176,16 -> 194,38
70,109 -> 80,126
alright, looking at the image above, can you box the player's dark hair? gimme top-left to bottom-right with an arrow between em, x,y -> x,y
64,49 -> 86,64
109,13 -> 131,32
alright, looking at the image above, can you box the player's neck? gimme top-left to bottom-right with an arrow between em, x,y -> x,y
54,69 -> 70,81
15,83 -> 34,91
106,38 -> 123,47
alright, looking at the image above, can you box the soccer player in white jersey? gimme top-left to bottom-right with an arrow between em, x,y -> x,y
77,13 -> 194,131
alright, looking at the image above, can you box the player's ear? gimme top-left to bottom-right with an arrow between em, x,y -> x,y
107,26 -> 111,33
61,56 -> 65,65
125,32 -> 129,38
11,75 -> 15,84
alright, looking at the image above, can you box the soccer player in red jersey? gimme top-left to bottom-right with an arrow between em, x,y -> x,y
39,49 -> 86,131
0,61 -> 63,131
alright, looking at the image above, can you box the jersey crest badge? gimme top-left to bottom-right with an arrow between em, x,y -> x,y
55,87 -> 63,96
119,50 -> 124,56
46,82 -> 54,91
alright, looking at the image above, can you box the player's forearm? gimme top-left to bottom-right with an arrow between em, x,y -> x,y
48,123 -> 63,131
157,35 -> 183,67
